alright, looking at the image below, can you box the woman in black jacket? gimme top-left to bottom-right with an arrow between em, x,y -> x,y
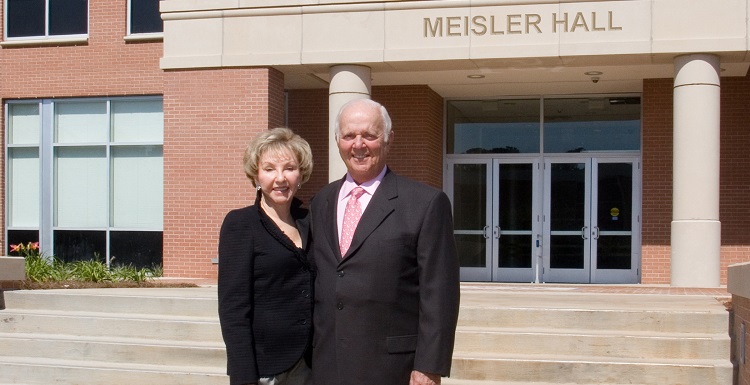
218,127 -> 314,385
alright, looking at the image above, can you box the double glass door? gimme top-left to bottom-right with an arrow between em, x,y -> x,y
448,157 -> 640,284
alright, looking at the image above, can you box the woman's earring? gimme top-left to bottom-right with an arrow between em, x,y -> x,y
297,183 -> 301,190
256,185 -> 261,191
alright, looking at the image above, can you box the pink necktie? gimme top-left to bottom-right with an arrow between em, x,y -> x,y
340,187 -> 365,256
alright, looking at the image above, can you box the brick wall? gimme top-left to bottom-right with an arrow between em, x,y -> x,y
162,67 -> 285,278
287,88 -> 330,204
373,86 -> 445,189
733,295 -> 750,385
719,73 -> 750,284
289,85 -> 445,205
642,73 -> 750,284
641,79 -> 674,284
0,0 -> 163,255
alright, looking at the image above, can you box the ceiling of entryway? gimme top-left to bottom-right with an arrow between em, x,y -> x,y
277,54 -> 750,98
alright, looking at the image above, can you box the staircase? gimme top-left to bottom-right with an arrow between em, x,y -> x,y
0,287 -> 227,385
0,284 -> 733,385
447,285 -> 732,385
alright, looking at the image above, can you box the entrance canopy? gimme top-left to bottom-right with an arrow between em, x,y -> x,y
159,0 -> 750,97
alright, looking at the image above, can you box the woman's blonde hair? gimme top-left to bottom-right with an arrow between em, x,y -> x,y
243,127 -> 313,187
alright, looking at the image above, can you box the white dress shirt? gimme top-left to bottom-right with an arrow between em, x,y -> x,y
336,166 -> 387,241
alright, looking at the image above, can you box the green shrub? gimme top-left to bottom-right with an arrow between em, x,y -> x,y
17,244 -> 162,285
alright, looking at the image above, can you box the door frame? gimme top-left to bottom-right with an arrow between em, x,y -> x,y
541,155 -> 641,284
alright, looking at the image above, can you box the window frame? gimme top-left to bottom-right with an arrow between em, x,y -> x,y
126,0 -> 163,38
3,0 -> 89,41
5,96 -> 164,266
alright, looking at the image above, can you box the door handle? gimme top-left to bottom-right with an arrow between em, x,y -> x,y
483,226 -> 491,239
581,226 -> 588,240
592,226 -> 600,240
494,226 -> 501,239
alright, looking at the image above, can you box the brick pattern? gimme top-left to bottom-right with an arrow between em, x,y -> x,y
0,0 -> 163,255
162,67 -> 285,278
641,79 -> 674,283
287,88 -> 330,204
372,86 -> 444,189
733,295 -> 750,385
719,74 -> 750,285
289,85 -> 445,205
0,1 -> 747,283
642,74 -> 750,284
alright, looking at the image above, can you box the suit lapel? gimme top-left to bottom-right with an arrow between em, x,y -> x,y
324,178 -> 345,260
341,170 -> 397,260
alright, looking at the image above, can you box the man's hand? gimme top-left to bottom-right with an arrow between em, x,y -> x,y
410,370 -> 441,385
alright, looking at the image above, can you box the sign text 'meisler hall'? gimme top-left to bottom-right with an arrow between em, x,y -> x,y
424,11 -> 622,37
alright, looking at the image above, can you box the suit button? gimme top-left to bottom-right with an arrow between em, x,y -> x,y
337,270 -> 345,277
337,302 -> 344,310
302,290 -> 310,298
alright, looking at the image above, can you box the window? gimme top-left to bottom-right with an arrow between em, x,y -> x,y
6,97 -> 164,268
446,97 -> 641,155
5,0 -> 88,39
129,0 -> 162,35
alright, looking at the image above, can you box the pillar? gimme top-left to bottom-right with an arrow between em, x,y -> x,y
328,65 -> 371,182
671,54 -> 721,287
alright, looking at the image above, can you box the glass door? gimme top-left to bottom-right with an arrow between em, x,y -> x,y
492,160 -> 540,282
542,157 -> 640,283
542,159 -> 591,283
447,159 -> 540,282
448,160 -> 492,281
590,158 -> 640,283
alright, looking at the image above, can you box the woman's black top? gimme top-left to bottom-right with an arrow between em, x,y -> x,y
217,197 -> 313,385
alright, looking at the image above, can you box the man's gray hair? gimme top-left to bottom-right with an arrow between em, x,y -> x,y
334,99 -> 392,143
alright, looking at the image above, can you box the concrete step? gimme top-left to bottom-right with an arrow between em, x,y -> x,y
2,288 -> 218,317
0,309 -> 222,342
0,286 -> 732,385
450,353 -> 733,385
0,356 -> 227,385
458,289 -> 729,334
0,333 -> 226,368
443,381 -> 649,385
454,326 -> 730,360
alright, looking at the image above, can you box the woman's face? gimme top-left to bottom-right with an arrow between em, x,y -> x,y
257,148 -> 302,207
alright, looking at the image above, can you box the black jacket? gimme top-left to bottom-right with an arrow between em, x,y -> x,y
218,198 -> 313,385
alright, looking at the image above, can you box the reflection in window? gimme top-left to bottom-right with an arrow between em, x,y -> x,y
447,99 -> 540,154
5,98 -> 163,266
446,97 -> 641,155
544,98 -> 641,153
129,0 -> 163,34
6,0 -> 88,38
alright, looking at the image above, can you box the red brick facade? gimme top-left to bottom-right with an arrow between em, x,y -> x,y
642,74 -> 750,284
0,1 -> 748,283
733,295 -> 750,385
0,0 -> 163,258
162,68 -> 285,278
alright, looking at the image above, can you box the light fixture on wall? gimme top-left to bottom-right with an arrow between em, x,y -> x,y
467,74 -> 485,79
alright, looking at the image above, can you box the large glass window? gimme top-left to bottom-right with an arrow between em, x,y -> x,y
6,0 -> 88,39
447,97 -> 641,155
129,0 -> 163,35
543,98 -> 641,153
5,97 -> 163,268
447,99 -> 541,154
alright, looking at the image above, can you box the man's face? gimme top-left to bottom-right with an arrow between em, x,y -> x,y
337,103 -> 391,184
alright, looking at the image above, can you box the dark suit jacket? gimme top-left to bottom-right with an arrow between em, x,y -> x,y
218,198 -> 313,385
310,169 -> 460,385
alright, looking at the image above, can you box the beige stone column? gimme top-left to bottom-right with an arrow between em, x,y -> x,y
671,54 -> 721,287
328,65 -> 371,182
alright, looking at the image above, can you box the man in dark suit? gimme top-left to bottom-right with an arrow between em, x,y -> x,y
310,98 -> 460,385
